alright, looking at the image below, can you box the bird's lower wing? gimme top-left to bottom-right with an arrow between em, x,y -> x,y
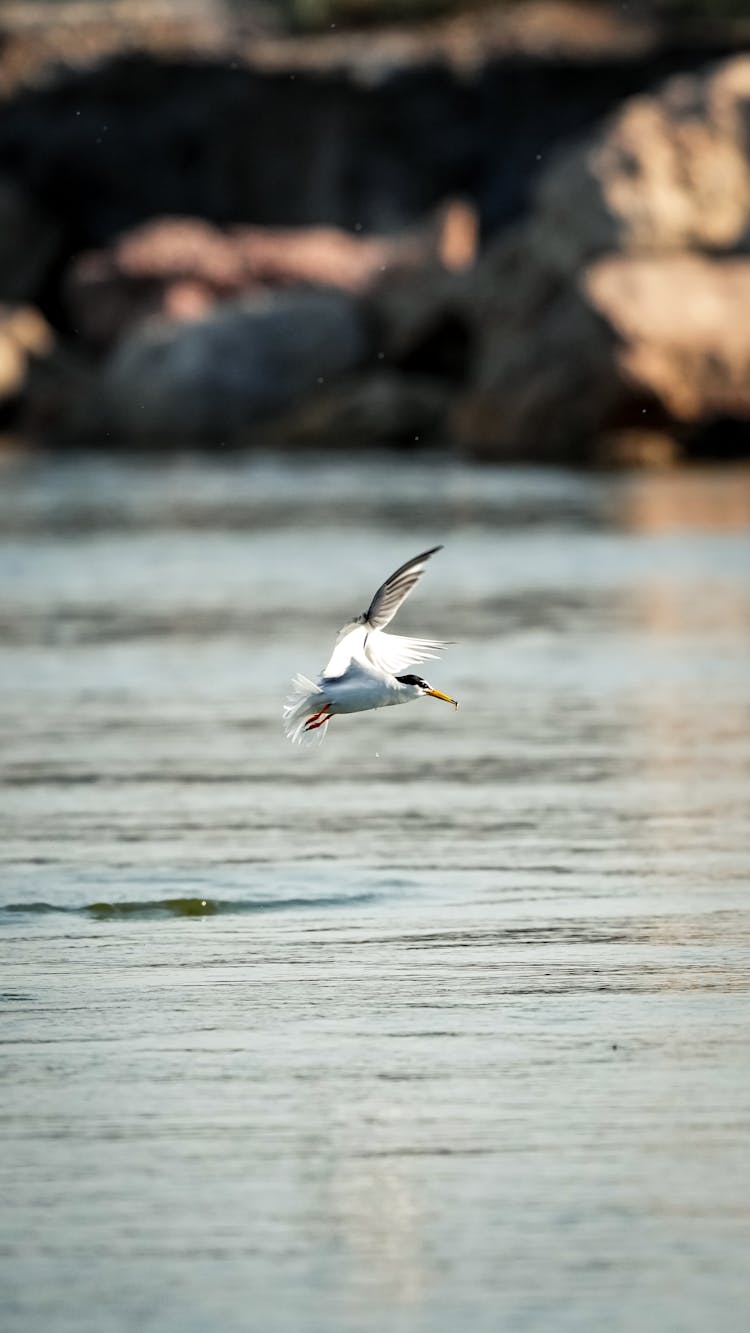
363,629 -> 448,677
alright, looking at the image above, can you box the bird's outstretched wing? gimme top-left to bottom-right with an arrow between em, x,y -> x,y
363,631 -> 447,677
363,546 -> 443,630
322,546 -> 444,679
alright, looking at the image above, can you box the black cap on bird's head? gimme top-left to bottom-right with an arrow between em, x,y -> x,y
396,674 -> 458,708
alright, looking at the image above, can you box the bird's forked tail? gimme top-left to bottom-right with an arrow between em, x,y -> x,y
282,674 -> 331,746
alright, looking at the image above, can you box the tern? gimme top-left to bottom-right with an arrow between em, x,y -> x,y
283,546 -> 458,745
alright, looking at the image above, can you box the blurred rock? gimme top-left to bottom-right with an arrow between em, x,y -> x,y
373,263 -> 474,380
0,177 -> 60,303
456,57 -> 750,462
263,369 -> 451,448
83,287 -> 369,442
65,214 -> 442,348
0,331 -> 26,406
584,254 -> 750,423
436,199 -> 479,272
454,247 -> 623,464
0,303 -> 54,405
2,7 -> 750,459
596,430 -> 680,470
0,1 -> 668,99
0,302 -> 91,439
534,55 -> 750,271
0,2 -> 743,267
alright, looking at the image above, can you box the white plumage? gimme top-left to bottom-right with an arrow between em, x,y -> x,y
283,546 -> 458,746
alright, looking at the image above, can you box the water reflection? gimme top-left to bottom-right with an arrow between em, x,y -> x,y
330,1157 -> 427,1309
615,465 -> 750,533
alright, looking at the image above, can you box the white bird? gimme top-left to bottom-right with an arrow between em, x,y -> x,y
283,546 -> 458,745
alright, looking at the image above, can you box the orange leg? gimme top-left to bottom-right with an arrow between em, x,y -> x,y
304,704 -> 332,732
305,705 -> 329,726
305,715 -> 331,732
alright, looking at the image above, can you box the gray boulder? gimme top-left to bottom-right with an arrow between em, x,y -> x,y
85,288 -> 370,442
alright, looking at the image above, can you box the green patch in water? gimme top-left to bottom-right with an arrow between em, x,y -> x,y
86,897 -> 219,918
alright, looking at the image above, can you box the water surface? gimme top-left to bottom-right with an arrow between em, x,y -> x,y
1,452 -> 749,1332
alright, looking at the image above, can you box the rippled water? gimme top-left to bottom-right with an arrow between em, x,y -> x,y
1,451 -> 749,1333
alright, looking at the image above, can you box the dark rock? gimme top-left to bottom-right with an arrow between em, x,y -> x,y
82,287 -> 370,442
372,263 -> 475,382
261,368 -> 452,448
2,7 -> 749,457
0,7 -> 743,271
0,176 -> 60,303
454,249 -> 626,463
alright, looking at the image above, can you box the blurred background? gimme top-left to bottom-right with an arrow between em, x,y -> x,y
2,7 -> 750,1333
0,0 -> 750,462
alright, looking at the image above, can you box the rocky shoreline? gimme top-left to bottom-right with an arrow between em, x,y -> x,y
1,0 -> 749,463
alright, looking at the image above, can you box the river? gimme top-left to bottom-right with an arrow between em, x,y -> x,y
1,450 -> 749,1332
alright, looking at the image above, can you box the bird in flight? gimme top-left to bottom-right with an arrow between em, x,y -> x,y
283,546 -> 458,745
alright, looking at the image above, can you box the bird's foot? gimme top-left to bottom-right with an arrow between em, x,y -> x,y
304,705 -> 332,732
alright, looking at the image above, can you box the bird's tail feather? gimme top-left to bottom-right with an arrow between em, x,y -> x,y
282,673 -> 330,746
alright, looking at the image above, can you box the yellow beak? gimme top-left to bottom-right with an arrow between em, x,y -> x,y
426,688 -> 459,710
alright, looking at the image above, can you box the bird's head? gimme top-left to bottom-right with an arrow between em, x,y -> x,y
396,674 -> 458,708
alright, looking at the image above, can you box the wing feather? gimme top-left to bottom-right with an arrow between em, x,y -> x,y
364,630 -> 448,677
322,622 -> 367,678
321,547 -> 444,678
364,546 -> 442,630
